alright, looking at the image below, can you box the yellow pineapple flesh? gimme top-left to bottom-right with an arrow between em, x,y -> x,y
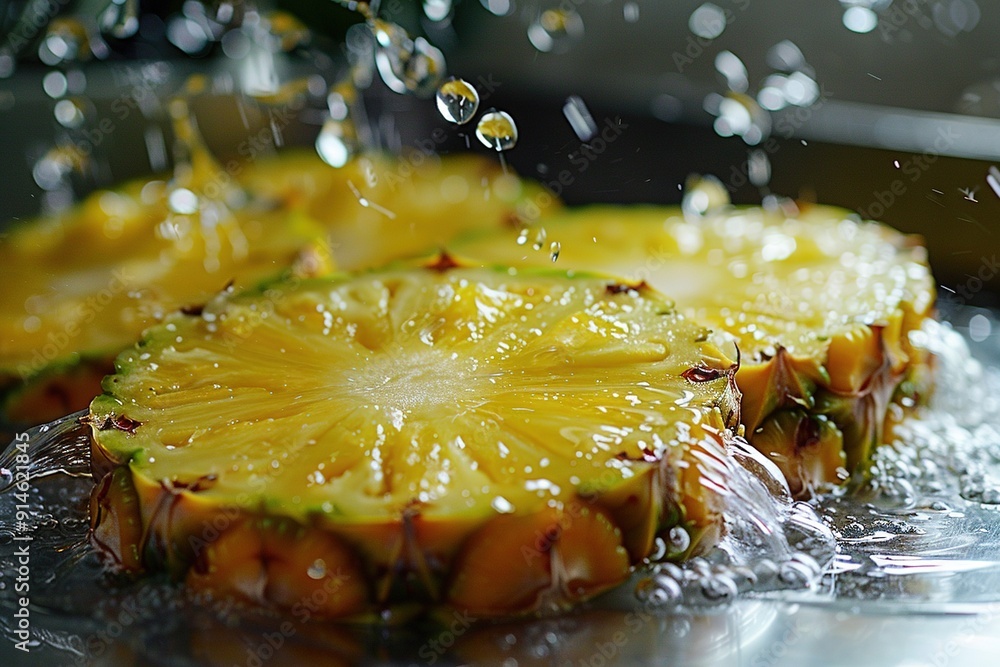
453,203 -> 936,495
87,265 -> 740,618
0,150 -> 551,424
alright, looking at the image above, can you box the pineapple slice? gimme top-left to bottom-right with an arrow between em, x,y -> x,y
0,174 -> 329,425
452,204 -> 935,496
232,149 -> 557,272
87,265 -> 740,618
1,150 -> 551,424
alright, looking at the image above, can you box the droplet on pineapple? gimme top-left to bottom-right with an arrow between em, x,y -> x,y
436,77 -> 480,125
491,496 -> 515,514
99,0 -> 140,39
527,8 -> 584,53
475,110 -> 518,151
549,240 -> 561,262
307,558 -> 327,579
316,118 -> 356,168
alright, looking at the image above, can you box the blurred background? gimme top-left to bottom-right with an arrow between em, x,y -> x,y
1,0 -> 998,309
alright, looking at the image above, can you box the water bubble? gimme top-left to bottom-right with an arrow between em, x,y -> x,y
476,110 -> 518,151
635,573 -> 683,607
527,9 -> 584,54
666,525 -> 691,554
549,241 -> 561,262
516,228 -> 530,246
100,0 -> 140,39
700,574 -> 738,602
436,77 -> 480,125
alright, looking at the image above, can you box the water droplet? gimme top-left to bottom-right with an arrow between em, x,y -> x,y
436,77 -> 480,125
39,18 -> 93,65
54,98 -> 88,128
307,558 -> 327,579
424,0 -> 453,21
316,117 -> 357,168
100,0 -> 140,39
527,9 -> 584,53
766,39 -> 806,72
562,95 -> 597,142
476,110 -> 518,151
623,2 -> 640,23
549,240 -> 561,262
516,228 -> 530,245
666,525 -> 691,554
689,3 -> 727,40
373,22 -> 445,98
491,496 -> 514,513
715,50 -> 749,94
748,149 -> 770,187
682,174 -> 730,218
531,226 -> 546,250
480,0 -> 515,17
42,71 -> 68,99
842,6 -> 878,33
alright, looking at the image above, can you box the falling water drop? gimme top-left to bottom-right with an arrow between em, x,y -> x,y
316,118 -> 357,168
475,110 -> 518,151
549,240 -> 561,262
99,0 -> 140,39
436,77 -> 480,124
527,9 -> 584,53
